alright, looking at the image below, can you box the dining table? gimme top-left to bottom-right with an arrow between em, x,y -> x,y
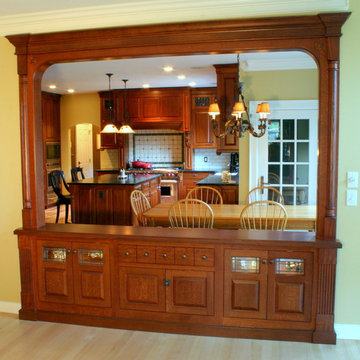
143,203 -> 317,231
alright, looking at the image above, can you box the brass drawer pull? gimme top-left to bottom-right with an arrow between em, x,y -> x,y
124,251 -> 130,256
182,254 -> 187,259
66,249 -> 71,254
143,252 -> 149,257
72,250 -> 77,254
162,253 -> 168,258
269,259 -> 274,264
201,255 -> 207,260
262,259 -> 267,264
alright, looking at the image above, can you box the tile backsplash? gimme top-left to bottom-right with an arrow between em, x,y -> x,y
100,129 -> 231,171
130,129 -> 184,168
193,149 -> 231,171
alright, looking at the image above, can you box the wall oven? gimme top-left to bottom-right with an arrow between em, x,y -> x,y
160,179 -> 178,203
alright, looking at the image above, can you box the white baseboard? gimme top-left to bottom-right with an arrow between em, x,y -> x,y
0,301 -> 359,340
0,301 -> 21,314
335,324 -> 360,340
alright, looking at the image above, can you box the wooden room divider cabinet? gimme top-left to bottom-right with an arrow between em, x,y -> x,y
224,249 -> 314,324
37,239 -> 112,313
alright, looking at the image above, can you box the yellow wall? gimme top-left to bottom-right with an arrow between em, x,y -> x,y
0,3 -> 359,327
238,69 -> 318,202
60,93 -> 100,180
335,0 -> 360,324
0,37 -> 22,303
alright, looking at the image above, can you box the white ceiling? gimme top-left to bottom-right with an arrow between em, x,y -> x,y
42,52 -> 317,94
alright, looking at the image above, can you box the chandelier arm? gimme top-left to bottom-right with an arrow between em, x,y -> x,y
211,118 -> 232,138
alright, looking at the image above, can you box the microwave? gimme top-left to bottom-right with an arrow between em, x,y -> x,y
46,142 -> 60,160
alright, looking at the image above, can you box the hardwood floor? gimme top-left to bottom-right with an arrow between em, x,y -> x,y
0,314 -> 359,360
45,205 -> 71,224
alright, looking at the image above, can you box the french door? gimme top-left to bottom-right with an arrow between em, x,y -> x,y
249,100 -> 318,205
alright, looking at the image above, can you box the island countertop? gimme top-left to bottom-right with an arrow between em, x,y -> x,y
69,173 -> 162,186
197,174 -> 239,186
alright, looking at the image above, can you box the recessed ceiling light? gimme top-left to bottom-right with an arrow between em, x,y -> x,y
189,82 -> 196,87
49,84 -> 57,89
163,66 -> 173,72
177,75 -> 186,80
142,83 -> 150,88
67,89 -> 75,93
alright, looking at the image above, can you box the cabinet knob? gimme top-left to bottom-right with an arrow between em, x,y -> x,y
143,252 -> 149,257
72,250 -> 77,254
124,251 -> 130,256
66,249 -> 71,254
182,254 -> 187,259
269,259 -> 274,264
201,255 -> 207,260
262,259 -> 267,264
162,253 -> 168,258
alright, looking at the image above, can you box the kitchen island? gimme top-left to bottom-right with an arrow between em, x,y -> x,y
197,174 -> 239,204
69,174 -> 162,226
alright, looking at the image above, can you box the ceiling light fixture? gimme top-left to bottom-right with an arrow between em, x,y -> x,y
100,73 -> 118,134
49,84 -> 57,89
189,82 -> 196,87
142,83 -> 150,88
163,66 -> 173,72
177,75 -> 186,80
208,54 -> 271,138
118,79 -> 135,134
67,89 -> 75,93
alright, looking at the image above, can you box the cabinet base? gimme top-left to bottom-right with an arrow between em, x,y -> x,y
21,310 -> 317,343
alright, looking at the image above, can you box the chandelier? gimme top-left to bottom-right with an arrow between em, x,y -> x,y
208,54 -> 270,138
101,73 -> 135,134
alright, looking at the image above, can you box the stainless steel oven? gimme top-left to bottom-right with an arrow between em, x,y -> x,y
160,179 -> 178,203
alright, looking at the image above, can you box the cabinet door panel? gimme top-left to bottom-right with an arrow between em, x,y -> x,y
267,251 -> 313,322
143,97 -> 160,118
94,188 -> 113,225
37,241 -> 74,304
166,270 -> 214,315
160,96 -> 181,118
224,250 -> 267,319
119,267 -> 166,312
73,243 -> 111,308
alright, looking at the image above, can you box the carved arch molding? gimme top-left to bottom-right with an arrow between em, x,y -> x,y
7,12 -> 350,239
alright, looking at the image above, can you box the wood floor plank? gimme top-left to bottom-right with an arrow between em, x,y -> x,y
0,314 -> 359,360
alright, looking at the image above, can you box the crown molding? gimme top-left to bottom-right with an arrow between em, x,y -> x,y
0,0 -> 349,36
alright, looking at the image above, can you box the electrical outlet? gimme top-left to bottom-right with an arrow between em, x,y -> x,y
346,189 -> 358,206
204,157 -> 208,162
347,171 -> 359,188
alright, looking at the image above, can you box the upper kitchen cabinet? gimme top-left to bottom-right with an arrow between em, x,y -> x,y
214,64 -> 238,154
127,88 -> 191,131
99,91 -> 124,149
42,92 -> 61,142
99,87 -> 191,133
191,88 -> 217,149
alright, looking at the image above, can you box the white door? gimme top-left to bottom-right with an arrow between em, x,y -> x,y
249,100 -> 318,205
76,123 -> 93,178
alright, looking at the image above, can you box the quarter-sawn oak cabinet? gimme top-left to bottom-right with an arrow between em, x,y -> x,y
191,88 -> 217,148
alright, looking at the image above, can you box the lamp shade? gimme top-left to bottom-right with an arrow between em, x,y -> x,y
232,102 -> 246,114
208,103 -> 220,119
101,124 -> 118,133
256,102 -> 270,119
118,124 -> 135,134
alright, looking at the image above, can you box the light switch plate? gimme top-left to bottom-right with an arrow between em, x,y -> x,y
347,171 -> 359,188
346,189 -> 358,206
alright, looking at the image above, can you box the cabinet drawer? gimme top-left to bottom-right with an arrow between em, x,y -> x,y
175,247 -> 194,266
137,246 -> 156,263
141,181 -> 150,190
156,246 -> 175,265
119,245 -> 137,263
150,179 -> 159,187
195,248 -> 214,267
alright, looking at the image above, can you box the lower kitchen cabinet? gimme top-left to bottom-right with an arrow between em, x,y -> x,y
224,249 -> 314,323
37,240 -> 111,309
178,171 -> 215,199
119,267 -> 214,315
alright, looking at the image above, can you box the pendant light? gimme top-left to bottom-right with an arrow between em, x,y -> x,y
100,73 -> 118,133
118,79 -> 135,134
